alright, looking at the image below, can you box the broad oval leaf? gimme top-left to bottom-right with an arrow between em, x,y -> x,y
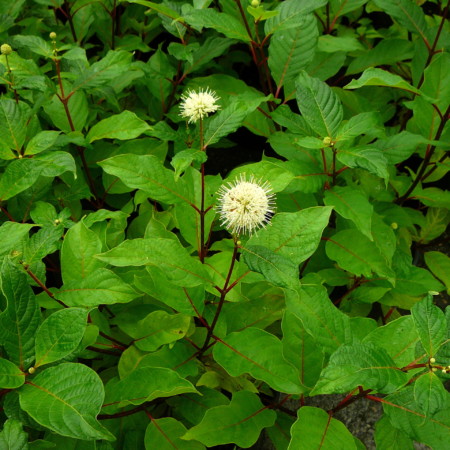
19,363 -> 114,441
414,371 -> 449,417
0,357 -> 25,389
182,390 -> 276,448
34,308 -> 88,368
213,327 -> 305,394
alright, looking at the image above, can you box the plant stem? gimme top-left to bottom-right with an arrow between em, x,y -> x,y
331,147 -> 337,185
63,0 -> 78,42
329,386 -> 372,415
199,118 -> 207,263
201,239 -> 239,351
397,104 -> 450,204
4,54 -> 19,104
99,404 -> 148,420
111,0 -> 117,49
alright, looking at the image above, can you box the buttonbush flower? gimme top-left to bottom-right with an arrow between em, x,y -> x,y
217,174 -> 276,236
180,88 -> 220,123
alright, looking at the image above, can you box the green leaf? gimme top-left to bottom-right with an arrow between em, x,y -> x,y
264,0 -> 328,35
268,15 -> 318,92
57,268 -> 141,307
248,207 -> 332,265
325,229 -> 393,280
120,310 -> 190,352
344,67 -> 422,96
285,285 -> 353,354
96,238 -> 209,287
242,245 -> 299,289
337,146 -> 389,180
125,0 -> 182,21
324,186 -> 373,240
19,363 -> 114,441
13,35 -> 52,57
182,390 -> 276,448
414,371 -> 449,417
425,251 -> 450,294
213,327 -> 305,394
375,416 -> 414,450
330,0 -> 369,16
0,259 -> 41,369
336,112 -> 382,141
145,418 -> 205,450
363,316 -> 420,367
0,159 -> 45,201
60,220 -> 105,284
295,71 -> 343,138
383,387 -> 450,449
0,357 -> 25,389
25,131 -> 61,156
421,52 -> 450,112
411,295 -> 447,357
0,98 -> 29,152
289,406 -> 357,450
372,0 -> 429,42
34,308 -> 88,368
312,342 -> 408,395
99,154 -> 190,204
0,419 -> 28,450
203,100 -> 262,147
103,367 -> 198,413
0,222 -> 35,255
86,110 -> 151,143
171,149 -> 207,178
183,9 -> 250,42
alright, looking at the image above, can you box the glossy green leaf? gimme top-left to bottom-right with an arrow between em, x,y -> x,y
25,131 -> 61,155
375,415 -> 414,449
120,310 -> 190,352
414,371 -> 448,417
34,308 -> 88,368
99,154 -> 189,204
363,316 -> 419,367
312,342 -> 408,395
13,35 -> 52,57
326,229 -> 393,280
213,327 -> 305,394
336,112 -> 382,141
242,245 -> 299,289
19,363 -> 114,441
425,251 -> 450,293
86,110 -> 151,143
57,268 -> 140,307
103,367 -> 198,413
337,146 -> 389,180
145,417 -> 204,450
0,222 -> 35,255
182,390 -> 276,447
344,67 -> 422,96
296,71 -> 343,137
330,0 -> 368,16
0,98 -> 29,152
0,357 -> 25,389
411,295 -> 447,357
60,220 -> 105,284
324,186 -> 373,239
384,387 -> 450,449
96,237 -> 209,287
285,285 -> 352,354
0,419 -> 28,450
268,14 -> 318,92
289,407 -> 357,450
0,259 -> 41,369
248,207 -> 332,265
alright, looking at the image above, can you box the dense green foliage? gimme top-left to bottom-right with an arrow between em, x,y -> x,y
0,0 -> 449,448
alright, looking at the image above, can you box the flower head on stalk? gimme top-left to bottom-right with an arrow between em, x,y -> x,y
217,174 -> 276,236
179,88 -> 220,123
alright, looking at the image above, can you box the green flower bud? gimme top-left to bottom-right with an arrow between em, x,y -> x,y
251,0 -> 260,6
429,357 -> 436,363
49,32 -> 57,40
1,43 -> 12,55
322,136 -> 332,146
391,222 -> 398,230
28,366 -> 35,374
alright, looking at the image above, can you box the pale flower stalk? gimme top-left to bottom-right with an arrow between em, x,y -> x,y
217,174 -> 276,236
179,88 -> 220,123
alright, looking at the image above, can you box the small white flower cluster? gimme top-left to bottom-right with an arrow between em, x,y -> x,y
217,174 -> 276,236
179,88 -> 220,123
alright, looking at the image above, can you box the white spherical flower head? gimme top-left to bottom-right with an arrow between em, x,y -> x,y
217,174 -> 276,236
180,88 -> 220,123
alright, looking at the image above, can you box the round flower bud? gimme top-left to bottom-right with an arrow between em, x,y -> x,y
322,136 -> 332,146
1,43 -> 12,55
430,357 -> 436,363
28,367 -> 35,374
432,367 -> 437,372
217,174 -> 276,236
442,369 -> 447,374
391,222 -> 398,229
251,0 -> 260,6
49,32 -> 57,40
